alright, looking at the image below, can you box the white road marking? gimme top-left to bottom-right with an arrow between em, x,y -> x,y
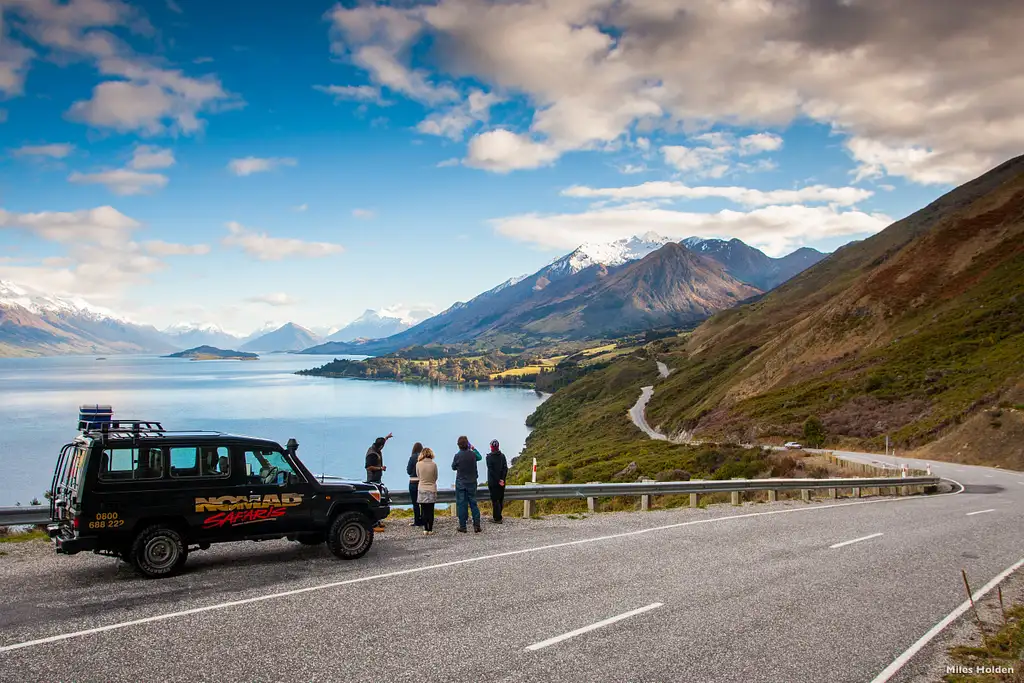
870,556 -> 1024,683
525,603 -> 664,651
0,482 -> 965,654
966,509 -> 995,516
985,475 -> 993,478
829,532 -> 884,549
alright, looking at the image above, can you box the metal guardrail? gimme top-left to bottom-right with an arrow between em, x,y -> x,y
1,476 -> 941,527
0,506 -> 50,526
387,475 -> 941,505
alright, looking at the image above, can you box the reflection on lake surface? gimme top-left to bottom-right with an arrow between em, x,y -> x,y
0,354 -> 546,505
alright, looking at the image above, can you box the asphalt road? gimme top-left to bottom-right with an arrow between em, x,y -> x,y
0,453 -> 1022,682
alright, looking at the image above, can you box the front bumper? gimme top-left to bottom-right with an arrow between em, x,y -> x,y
375,505 -> 391,521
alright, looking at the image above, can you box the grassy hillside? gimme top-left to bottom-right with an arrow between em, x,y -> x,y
638,155 -> 1024,461
519,156 -> 1024,473
513,350 -> 774,484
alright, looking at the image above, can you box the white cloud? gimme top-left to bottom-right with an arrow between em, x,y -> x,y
68,168 -> 168,196
416,89 -> 503,140
227,157 -> 297,176
5,0 -> 238,135
165,0 -> 182,15
294,203 -> 308,212
326,4 -> 458,105
141,240 -> 209,256
324,0 -> 1024,184
0,201 -> 203,304
563,181 -> 873,207
12,143 -> 74,159
491,204 -> 892,258
351,209 -> 376,219
222,221 -> 344,261
618,164 -> 647,175
436,157 -> 460,168
130,144 -> 175,169
660,131 -> 782,177
0,205 -> 140,245
464,129 -> 560,172
738,133 -> 784,155
246,292 -> 297,306
314,84 -> 389,105
661,145 -> 729,177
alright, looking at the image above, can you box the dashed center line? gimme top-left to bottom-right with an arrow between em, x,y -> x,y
966,509 -> 996,516
830,532 -> 884,549
525,603 -> 664,651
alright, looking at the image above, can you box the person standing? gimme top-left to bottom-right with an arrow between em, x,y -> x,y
407,442 -> 424,527
364,432 -> 392,484
365,432 -> 392,532
416,447 -> 438,535
451,435 -> 482,533
485,439 -> 508,524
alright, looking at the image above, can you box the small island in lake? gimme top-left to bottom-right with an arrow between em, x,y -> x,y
165,345 -> 259,361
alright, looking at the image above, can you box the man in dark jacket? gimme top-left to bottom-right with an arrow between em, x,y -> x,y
486,439 -> 508,523
451,435 -> 482,533
365,433 -> 392,531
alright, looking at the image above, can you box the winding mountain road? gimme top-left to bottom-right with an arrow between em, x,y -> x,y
627,360 -> 674,440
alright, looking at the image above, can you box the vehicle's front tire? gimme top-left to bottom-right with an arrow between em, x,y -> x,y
327,511 -> 373,560
131,525 -> 188,578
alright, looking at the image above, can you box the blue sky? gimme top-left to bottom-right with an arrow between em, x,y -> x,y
1,0 -> 1018,335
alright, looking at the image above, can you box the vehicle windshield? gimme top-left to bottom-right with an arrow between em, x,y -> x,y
244,449 -> 303,486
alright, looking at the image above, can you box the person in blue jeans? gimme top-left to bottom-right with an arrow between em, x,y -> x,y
451,435 -> 482,533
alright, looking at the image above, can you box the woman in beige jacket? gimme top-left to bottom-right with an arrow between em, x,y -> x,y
415,447 -> 439,535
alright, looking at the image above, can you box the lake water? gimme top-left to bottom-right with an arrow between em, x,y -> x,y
0,354 -> 547,506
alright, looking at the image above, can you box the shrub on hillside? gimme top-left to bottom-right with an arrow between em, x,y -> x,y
654,469 -> 691,482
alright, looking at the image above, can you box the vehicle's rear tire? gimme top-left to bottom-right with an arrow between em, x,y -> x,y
296,533 -> 325,546
327,511 -> 373,560
131,525 -> 188,578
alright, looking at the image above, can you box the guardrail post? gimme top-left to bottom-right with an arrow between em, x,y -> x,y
828,487 -> 837,499
801,489 -> 811,502
523,499 -> 535,518
689,493 -> 698,508
852,487 -> 861,498
731,491 -> 740,506
768,490 -> 778,502
640,494 -> 651,511
587,496 -> 596,513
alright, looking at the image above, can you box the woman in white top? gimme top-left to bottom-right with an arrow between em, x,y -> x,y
416,447 -> 439,535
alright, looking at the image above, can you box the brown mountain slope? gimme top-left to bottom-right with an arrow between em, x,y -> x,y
646,154 -> 1024,455
911,381 -> 1024,471
521,242 -> 763,338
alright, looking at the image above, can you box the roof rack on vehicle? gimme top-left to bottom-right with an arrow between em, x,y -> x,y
77,403 -> 167,435
81,419 -> 166,435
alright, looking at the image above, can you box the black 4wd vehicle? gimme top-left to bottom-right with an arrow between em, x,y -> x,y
47,406 -> 391,578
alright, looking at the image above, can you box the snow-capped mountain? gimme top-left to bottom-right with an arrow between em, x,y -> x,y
680,237 -> 826,290
300,232 -> 829,355
0,280 -> 129,323
163,322 -> 242,349
542,231 -> 674,279
327,305 -> 436,342
240,322 -> 322,352
0,279 -> 179,357
240,321 -> 285,344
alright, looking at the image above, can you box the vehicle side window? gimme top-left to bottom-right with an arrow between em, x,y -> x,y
169,446 -> 230,479
243,449 -> 301,486
98,447 -> 164,481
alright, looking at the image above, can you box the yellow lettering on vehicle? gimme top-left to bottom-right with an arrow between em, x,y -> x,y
194,493 -> 303,512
